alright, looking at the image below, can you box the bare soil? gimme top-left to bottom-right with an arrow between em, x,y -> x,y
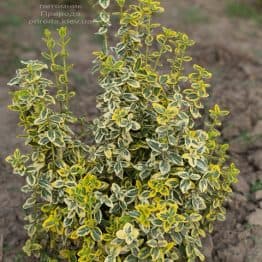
0,0 -> 261,261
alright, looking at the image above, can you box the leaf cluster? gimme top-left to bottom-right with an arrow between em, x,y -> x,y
6,1 -> 239,261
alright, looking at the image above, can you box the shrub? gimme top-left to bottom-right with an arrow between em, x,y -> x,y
6,0 -> 239,261
6,28 -> 93,261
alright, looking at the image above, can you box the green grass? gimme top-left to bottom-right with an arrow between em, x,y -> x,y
251,180 -> 262,192
13,251 -> 27,262
180,6 -> 209,24
0,15 -> 22,29
238,131 -> 252,143
226,1 -> 262,24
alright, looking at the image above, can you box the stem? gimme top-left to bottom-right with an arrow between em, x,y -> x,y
153,40 -> 167,71
145,17 -> 151,65
103,33 -> 109,55
62,53 -> 69,111
48,47 -> 63,112
51,144 -> 56,162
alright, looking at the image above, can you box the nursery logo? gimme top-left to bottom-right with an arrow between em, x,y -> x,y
28,2 -> 93,25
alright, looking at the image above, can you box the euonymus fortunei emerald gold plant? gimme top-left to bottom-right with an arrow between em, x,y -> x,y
6,0 -> 239,261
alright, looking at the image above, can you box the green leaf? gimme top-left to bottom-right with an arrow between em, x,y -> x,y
127,210 -> 140,218
138,247 -> 150,259
77,225 -> 90,237
39,180 -> 52,202
189,213 -> 202,222
180,179 -> 192,194
176,171 -> 189,179
156,126 -> 168,134
26,174 -> 36,186
23,197 -> 36,209
190,173 -> 201,181
142,86 -> 152,98
120,148 -> 131,162
95,129 -> 104,143
90,227 -> 102,241
96,26 -> 108,35
52,136 -> 65,147
217,212 -> 226,221
158,240 -> 168,247
122,93 -> 139,102
124,255 -> 137,262
139,170 -> 151,180
182,153 -> 197,167
159,75 -> 168,84
134,57 -> 142,71
114,161 -> 123,179
63,217 -> 73,227
23,240 -> 42,256
192,196 -> 206,210
151,248 -> 161,260
99,0 -> 110,9
168,135 -> 177,145
95,210 -> 102,223
131,121 -> 141,131
147,239 -> 158,248
50,114 -> 63,124
152,103 -> 165,114
47,129 -> 56,143
146,139 -> 162,153
40,108 -> 49,120
38,136 -> 49,145
100,11 -> 110,24
51,180 -> 64,188
125,188 -> 137,198
41,187 -> 52,202
42,216 -> 56,229
127,79 -> 140,88
194,247 -> 205,261
169,153 -> 183,165
159,159 -> 170,175
196,159 -> 208,172
105,256 -> 116,262
166,178 -> 179,188
116,229 -> 126,240
156,34 -> 166,44
199,178 -> 208,192
116,0 -> 125,8
7,76 -> 20,86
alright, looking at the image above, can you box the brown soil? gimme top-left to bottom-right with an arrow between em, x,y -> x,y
0,0 -> 261,261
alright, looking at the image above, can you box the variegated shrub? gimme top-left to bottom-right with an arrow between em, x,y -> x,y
6,0 -> 239,261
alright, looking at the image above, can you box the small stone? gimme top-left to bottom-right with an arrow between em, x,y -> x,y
255,190 -> 262,201
252,120 -> 262,137
256,171 -> 262,180
233,192 -> 247,203
236,223 -> 242,230
247,246 -> 262,262
250,150 -> 262,170
246,202 -> 257,212
259,202 -> 262,209
233,176 -> 249,194
247,209 -> 262,226
229,139 -> 248,154
220,244 -> 246,262
223,125 -> 239,139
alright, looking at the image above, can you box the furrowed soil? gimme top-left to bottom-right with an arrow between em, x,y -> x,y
0,0 -> 261,261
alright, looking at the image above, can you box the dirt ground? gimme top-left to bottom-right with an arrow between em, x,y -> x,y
0,0 -> 261,261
